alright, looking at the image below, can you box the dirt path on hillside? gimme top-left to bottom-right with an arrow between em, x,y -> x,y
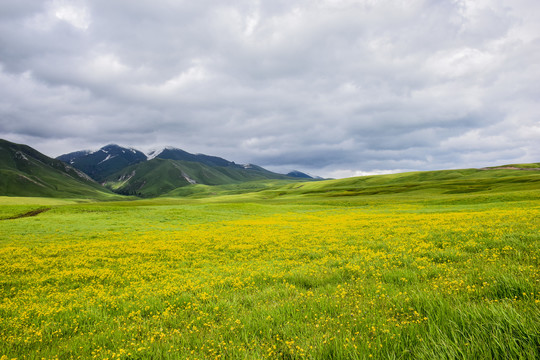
1,208 -> 51,220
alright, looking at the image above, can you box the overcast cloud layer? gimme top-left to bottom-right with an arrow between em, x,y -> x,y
1,0 -> 539,178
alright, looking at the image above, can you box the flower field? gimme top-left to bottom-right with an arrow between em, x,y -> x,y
1,196 -> 539,359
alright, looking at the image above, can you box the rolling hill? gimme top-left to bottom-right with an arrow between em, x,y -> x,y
0,139 -> 124,199
226,165 -> 540,204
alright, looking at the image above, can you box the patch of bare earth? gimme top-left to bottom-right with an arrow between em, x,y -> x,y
1,208 -> 51,220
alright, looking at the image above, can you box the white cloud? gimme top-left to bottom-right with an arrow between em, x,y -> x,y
23,0 -> 90,31
325,168 -> 405,180
53,1 -> 90,30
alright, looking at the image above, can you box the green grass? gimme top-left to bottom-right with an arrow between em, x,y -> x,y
485,162 -> 540,169
162,179 -> 305,198
0,166 -> 539,359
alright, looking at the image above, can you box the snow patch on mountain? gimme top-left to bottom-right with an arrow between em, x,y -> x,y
15,151 -> 29,161
89,148 -> 108,155
97,154 -> 117,164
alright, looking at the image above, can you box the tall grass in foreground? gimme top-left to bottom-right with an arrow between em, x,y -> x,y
0,199 -> 539,359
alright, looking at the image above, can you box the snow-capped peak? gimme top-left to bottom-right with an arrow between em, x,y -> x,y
146,146 -> 181,160
146,148 -> 164,160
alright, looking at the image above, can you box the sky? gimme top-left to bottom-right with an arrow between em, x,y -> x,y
0,0 -> 539,178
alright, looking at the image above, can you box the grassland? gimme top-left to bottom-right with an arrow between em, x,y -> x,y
1,168 -> 539,359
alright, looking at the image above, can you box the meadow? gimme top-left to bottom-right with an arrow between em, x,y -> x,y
1,171 -> 539,359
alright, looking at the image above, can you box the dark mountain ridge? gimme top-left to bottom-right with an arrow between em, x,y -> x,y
57,144 -> 147,182
148,147 -> 238,168
287,170 -> 313,179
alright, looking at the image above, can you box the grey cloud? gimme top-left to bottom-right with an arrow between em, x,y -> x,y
1,0 -> 539,178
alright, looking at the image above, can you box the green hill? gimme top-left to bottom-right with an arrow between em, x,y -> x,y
0,139 -> 124,200
103,158 -> 296,197
163,179 -> 303,198
164,165 -> 540,204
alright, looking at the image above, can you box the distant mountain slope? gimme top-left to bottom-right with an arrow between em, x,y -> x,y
287,170 -> 313,179
148,147 -> 237,167
104,158 -> 293,197
56,150 -> 92,164
57,144 -> 147,182
0,139 -> 122,199
59,144 -> 301,189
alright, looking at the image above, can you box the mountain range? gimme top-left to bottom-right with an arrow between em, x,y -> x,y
0,139 -> 314,198
2,138 -> 539,200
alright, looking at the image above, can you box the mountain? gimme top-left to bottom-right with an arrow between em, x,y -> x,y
0,139 -> 122,199
103,158 -> 293,197
59,144 -> 298,180
287,170 -> 313,179
56,143 -> 317,197
57,144 -> 147,182
56,150 -> 92,164
148,147 -> 237,168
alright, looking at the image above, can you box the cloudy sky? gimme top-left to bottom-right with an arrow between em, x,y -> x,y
1,0 -> 539,178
